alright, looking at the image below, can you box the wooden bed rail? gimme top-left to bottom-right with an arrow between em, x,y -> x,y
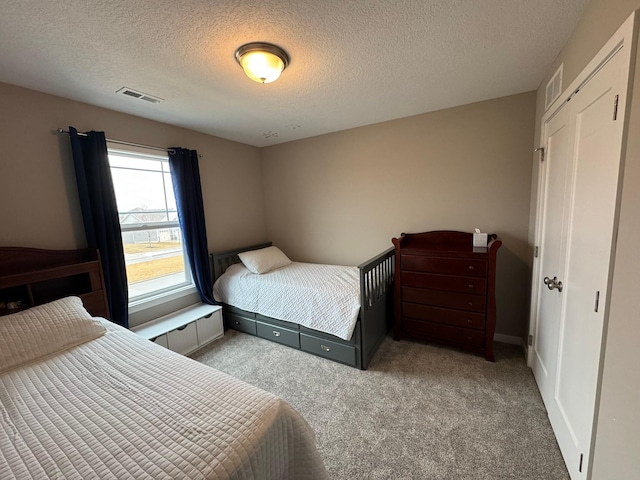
358,247 -> 395,368
358,247 -> 395,311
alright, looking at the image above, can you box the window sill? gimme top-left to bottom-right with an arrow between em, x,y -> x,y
128,284 -> 198,315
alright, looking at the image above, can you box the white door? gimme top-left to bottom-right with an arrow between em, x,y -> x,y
531,103 -> 574,404
532,48 -> 628,479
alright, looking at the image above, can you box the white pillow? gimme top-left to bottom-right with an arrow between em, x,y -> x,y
0,296 -> 106,374
238,246 -> 292,274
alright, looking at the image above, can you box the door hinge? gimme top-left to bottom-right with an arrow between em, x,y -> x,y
595,291 -> 600,312
528,334 -> 533,346
534,246 -> 539,258
579,453 -> 584,472
613,94 -> 619,120
534,147 -> 545,162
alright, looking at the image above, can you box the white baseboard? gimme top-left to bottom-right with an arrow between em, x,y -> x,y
493,333 -> 522,345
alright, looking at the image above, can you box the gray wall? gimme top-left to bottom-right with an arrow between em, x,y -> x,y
262,92 -> 537,339
530,1 -> 640,477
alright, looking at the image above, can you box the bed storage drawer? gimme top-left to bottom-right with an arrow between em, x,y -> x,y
225,311 -> 257,335
256,314 -> 299,330
224,305 -> 256,318
300,333 -> 357,367
299,321 -> 360,345
257,321 -> 300,348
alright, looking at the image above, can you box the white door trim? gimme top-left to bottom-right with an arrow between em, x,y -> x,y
527,10 -> 637,479
528,11 -> 636,368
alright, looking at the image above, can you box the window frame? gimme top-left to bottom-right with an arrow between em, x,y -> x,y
107,144 -> 195,308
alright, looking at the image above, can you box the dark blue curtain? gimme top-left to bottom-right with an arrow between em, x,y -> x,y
69,127 -> 129,327
168,148 -> 216,305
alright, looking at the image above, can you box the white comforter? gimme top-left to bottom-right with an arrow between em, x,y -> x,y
213,262 -> 361,340
0,320 -> 328,479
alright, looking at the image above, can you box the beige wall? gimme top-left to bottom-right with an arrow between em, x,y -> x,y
0,82 -> 266,324
0,82 -> 266,251
262,92 -> 536,338
0,82 -> 537,338
529,1 -> 640,478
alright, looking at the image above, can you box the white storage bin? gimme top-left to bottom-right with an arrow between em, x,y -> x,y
196,310 -> 224,345
167,321 -> 198,355
151,334 -> 168,349
132,304 -> 223,356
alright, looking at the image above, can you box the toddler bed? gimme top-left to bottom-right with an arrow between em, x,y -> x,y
211,243 -> 394,370
0,247 -> 328,480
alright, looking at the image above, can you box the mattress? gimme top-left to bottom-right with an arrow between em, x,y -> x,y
0,318 -> 328,479
213,262 -> 361,340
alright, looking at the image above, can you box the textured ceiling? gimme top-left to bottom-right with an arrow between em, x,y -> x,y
0,0 -> 590,147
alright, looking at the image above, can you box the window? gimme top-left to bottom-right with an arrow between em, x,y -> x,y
108,146 -> 193,304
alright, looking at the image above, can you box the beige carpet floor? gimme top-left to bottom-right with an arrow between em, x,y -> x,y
192,331 -> 569,480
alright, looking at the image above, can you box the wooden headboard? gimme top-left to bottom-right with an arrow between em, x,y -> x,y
0,247 -> 110,319
210,242 -> 272,282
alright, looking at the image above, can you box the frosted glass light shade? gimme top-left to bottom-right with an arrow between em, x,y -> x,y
235,43 -> 290,84
239,51 -> 284,83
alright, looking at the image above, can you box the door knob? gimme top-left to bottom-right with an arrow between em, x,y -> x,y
543,276 -> 563,292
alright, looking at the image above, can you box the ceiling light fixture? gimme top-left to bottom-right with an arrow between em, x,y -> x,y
234,42 -> 290,84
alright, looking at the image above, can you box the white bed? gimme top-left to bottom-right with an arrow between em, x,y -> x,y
213,261 -> 361,341
0,297 -> 328,480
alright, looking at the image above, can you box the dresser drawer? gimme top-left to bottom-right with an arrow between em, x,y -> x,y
402,303 -> 485,330
402,255 -> 488,277
402,272 -> 487,294
300,333 -> 357,367
402,287 -> 486,312
401,318 -> 485,347
257,321 -> 300,348
225,311 -> 257,335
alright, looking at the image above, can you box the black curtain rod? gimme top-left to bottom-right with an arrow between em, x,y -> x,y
56,129 -> 202,157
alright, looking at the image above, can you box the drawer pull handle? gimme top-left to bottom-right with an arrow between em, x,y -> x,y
176,325 -> 188,331
467,301 -> 474,306
273,330 -> 281,337
468,265 -> 475,270
234,320 -> 241,325
321,344 -> 331,352
467,336 -> 472,341
467,318 -> 472,324
468,284 -> 474,289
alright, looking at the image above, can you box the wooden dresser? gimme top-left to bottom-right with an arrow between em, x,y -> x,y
392,231 -> 501,361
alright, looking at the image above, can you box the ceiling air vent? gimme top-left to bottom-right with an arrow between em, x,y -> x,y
545,64 -> 563,111
116,87 -> 163,104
